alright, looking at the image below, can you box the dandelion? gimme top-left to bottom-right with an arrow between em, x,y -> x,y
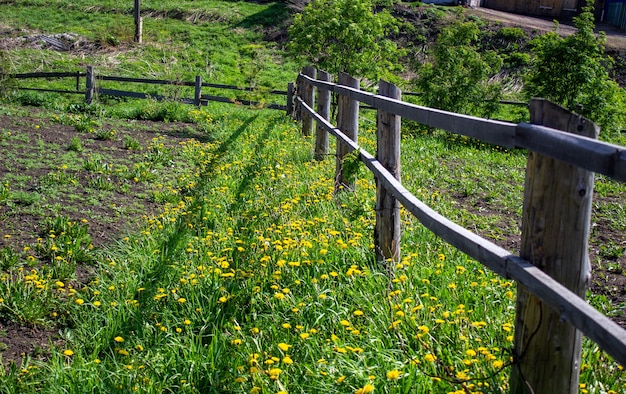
268,368 -> 282,380
75,298 -> 85,305
63,349 -> 74,357
278,343 -> 291,351
355,383 -> 375,394
282,323 -> 291,329
114,336 -> 124,343
386,370 -> 402,380
178,297 -> 187,303
299,332 -> 310,340
282,356 -> 293,364
424,354 -> 437,362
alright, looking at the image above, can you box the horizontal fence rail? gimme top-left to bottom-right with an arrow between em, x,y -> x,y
297,95 -> 626,367
3,67 -> 290,111
299,73 -> 626,182
295,67 -> 626,389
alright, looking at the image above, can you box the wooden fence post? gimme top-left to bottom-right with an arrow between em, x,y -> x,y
375,80 -> 401,263
134,0 -> 142,44
286,82 -> 294,117
314,70 -> 331,161
194,75 -> 202,107
85,65 -> 95,105
75,71 -> 80,92
509,98 -> 599,393
301,66 -> 316,136
335,72 -> 359,192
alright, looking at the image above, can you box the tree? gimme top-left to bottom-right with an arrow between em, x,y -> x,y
413,21 -> 503,118
287,0 -> 401,81
523,1 -> 626,136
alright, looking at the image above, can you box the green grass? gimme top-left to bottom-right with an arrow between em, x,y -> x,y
0,1 -> 624,392
0,104 -> 622,393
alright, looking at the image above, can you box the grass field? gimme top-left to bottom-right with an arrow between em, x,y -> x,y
0,1 -> 625,393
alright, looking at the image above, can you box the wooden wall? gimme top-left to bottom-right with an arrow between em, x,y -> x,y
482,0 -> 582,18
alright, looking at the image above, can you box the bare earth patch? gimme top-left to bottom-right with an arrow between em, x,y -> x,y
0,106 -> 205,367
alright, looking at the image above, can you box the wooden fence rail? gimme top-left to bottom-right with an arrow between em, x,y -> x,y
4,66 -> 291,111
295,67 -> 626,393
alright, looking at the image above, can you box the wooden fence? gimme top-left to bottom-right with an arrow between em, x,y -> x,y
294,66 -> 626,393
6,66 -> 292,111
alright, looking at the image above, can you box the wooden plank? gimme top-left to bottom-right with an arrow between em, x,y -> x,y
299,72 -> 626,182
335,72 -> 359,192
314,70 -> 331,160
98,88 -> 195,104
515,122 -> 626,182
301,66 -> 316,136
134,0 -> 142,44
97,75 -> 195,86
85,65 -> 95,105
375,80 -> 402,262
286,82 -> 294,116
11,72 -> 85,79
510,98 -> 598,393
296,96 -> 626,367
96,75 -> 288,96
194,76 -> 202,107
300,73 -> 517,148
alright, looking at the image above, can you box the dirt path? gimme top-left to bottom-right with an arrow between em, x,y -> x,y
468,7 -> 626,49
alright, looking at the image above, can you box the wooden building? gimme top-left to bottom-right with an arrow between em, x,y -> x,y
482,0 -> 583,18
603,0 -> 626,29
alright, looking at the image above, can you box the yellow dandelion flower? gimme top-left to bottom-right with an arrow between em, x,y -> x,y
386,370 -> 402,380
355,383 -> 375,394
114,336 -> 124,343
353,310 -> 364,316
282,356 -> 293,364
63,349 -> 74,357
75,298 -> 85,305
177,297 -> 187,303
424,354 -> 436,362
278,343 -> 291,351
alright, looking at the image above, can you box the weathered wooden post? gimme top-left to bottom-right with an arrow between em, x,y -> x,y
75,71 -> 80,92
194,75 -> 202,107
134,0 -> 143,44
85,65 -> 95,105
375,80 -> 401,262
510,98 -> 598,393
301,66 -> 316,136
314,70 -> 331,161
334,72 -> 359,192
286,82 -> 294,117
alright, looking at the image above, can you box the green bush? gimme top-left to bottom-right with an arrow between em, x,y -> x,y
523,2 -> 626,137
413,21 -> 503,118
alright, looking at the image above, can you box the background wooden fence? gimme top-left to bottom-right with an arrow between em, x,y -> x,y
295,66 -> 626,394
6,66 -> 291,111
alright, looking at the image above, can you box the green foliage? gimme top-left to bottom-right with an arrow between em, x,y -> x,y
414,21 -> 503,118
523,2 -> 626,136
288,0 -> 402,81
